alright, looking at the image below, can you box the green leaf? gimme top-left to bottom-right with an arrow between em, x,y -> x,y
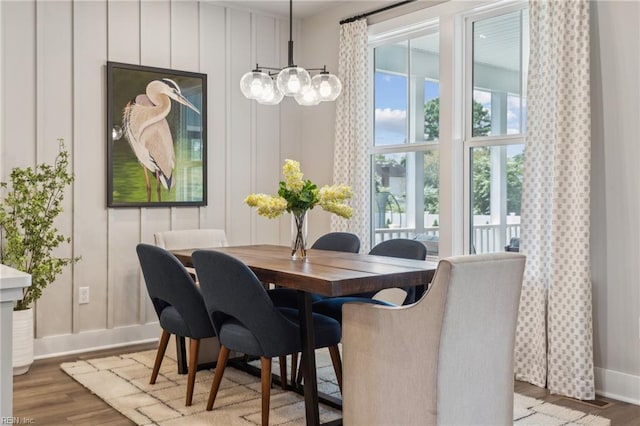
0,139 -> 80,311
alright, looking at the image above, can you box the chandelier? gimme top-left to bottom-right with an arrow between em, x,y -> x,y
239,0 -> 342,106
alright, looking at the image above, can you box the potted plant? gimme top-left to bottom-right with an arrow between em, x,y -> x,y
0,139 -> 79,374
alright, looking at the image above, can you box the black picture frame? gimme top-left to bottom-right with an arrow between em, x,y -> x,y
107,61 -> 207,208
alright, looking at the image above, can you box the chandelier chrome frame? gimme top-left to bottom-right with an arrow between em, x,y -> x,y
240,0 -> 342,106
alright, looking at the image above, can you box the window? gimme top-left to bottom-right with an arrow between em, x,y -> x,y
467,7 -> 528,254
372,30 -> 440,253
369,2 -> 528,257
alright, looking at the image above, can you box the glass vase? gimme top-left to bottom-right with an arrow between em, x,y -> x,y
291,210 -> 308,260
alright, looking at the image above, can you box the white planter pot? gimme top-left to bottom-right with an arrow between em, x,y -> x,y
13,308 -> 34,375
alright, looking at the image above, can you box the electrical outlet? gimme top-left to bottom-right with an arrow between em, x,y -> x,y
79,287 -> 90,304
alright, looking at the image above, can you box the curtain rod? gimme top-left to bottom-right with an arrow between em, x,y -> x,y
339,0 -> 418,25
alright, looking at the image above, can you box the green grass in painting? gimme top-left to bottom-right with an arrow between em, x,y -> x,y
112,139 -> 203,204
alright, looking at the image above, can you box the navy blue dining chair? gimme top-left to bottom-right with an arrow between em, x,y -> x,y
136,243 -> 217,407
312,238 -> 428,323
192,249 -> 343,426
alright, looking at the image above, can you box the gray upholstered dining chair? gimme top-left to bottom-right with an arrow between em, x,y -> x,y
136,243 -> 217,407
154,228 -> 228,280
342,252 -> 526,425
289,238 -> 426,385
192,249 -> 343,426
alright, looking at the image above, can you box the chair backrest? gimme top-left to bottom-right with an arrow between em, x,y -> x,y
311,232 -> 360,253
366,238 -> 428,303
505,236 -> 520,252
136,243 -> 214,339
192,250 -> 300,357
368,238 -> 427,259
154,228 -> 228,250
342,252 -> 524,425
435,252 -> 525,425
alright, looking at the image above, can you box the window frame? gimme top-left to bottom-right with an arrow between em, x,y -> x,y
368,0 -> 528,258
462,3 -> 528,254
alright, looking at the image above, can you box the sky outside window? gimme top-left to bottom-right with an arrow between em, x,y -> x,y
375,73 -> 440,146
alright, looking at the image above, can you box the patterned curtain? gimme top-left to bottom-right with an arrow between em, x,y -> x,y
331,20 -> 371,252
515,0 -> 594,399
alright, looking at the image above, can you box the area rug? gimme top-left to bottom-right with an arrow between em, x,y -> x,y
61,349 -> 610,426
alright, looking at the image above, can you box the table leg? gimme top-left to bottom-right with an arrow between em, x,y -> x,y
297,291 -> 320,426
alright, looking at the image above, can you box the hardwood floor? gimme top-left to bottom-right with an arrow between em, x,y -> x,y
13,343 -> 155,426
12,343 -> 640,425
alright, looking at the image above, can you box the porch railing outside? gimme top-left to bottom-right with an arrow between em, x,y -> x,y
374,223 -> 521,255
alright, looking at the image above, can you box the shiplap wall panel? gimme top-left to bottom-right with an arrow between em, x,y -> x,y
1,0 -> 303,356
141,0 -> 171,69
199,3 -> 226,230
33,0 -> 75,337
253,15 -> 282,244
139,0 -> 172,324
107,0 -> 142,328
1,0 -> 36,172
170,0 -> 201,231
226,9 -> 252,244
72,0 -> 109,333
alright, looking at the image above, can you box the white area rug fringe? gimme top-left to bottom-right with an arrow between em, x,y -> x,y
61,349 -> 610,426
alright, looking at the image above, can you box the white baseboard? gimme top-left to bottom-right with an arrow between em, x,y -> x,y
33,322 -> 161,359
595,366 -> 640,405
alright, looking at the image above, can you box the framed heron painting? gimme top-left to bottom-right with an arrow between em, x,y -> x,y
107,62 -> 207,207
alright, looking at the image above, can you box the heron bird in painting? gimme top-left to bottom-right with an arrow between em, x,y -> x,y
122,78 -> 200,202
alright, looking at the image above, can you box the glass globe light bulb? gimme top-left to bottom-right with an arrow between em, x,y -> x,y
287,74 -> 300,92
276,67 -> 311,96
257,83 -> 284,105
311,72 -> 342,102
240,70 -> 271,100
261,84 -> 274,101
319,80 -> 332,98
294,86 -> 320,106
250,78 -> 264,97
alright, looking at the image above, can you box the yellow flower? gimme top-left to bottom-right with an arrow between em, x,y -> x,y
318,184 -> 353,203
244,193 -> 287,219
246,159 -> 353,222
282,159 -> 304,193
319,201 -> 353,219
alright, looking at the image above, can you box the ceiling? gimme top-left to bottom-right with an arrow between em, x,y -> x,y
219,0 -> 399,19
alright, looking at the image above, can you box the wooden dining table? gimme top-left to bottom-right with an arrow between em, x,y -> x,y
171,244 -> 437,426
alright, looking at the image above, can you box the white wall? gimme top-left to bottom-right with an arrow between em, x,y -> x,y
590,0 -> 640,404
299,0 -> 640,403
0,0 -> 301,356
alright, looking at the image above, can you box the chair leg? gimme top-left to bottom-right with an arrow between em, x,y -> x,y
150,330 -> 171,384
296,354 -> 304,386
207,345 -> 230,411
291,352 -> 298,385
260,357 -> 272,426
186,338 -> 200,406
328,345 -> 343,393
278,356 -> 287,390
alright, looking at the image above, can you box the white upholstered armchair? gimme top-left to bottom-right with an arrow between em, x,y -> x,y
342,252 -> 525,426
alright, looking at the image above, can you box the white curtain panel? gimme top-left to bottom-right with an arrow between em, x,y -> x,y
515,0 -> 594,399
331,19 -> 370,252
